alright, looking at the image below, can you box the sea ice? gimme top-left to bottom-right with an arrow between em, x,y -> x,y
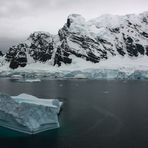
0,93 -> 63,134
18,78 -> 41,83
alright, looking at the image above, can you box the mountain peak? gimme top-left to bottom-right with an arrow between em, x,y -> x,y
66,14 -> 86,28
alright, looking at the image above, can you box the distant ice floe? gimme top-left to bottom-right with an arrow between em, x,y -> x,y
0,93 -> 63,134
9,75 -> 41,83
18,78 -> 41,83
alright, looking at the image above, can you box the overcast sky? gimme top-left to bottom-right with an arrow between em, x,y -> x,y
0,0 -> 148,51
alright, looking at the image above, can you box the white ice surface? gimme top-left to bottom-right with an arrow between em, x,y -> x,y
0,93 -> 63,134
12,93 -> 63,112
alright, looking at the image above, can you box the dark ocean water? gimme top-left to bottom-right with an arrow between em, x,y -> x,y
0,78 -> 148,148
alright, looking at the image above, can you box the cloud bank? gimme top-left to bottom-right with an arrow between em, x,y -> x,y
0,0 -> 148,51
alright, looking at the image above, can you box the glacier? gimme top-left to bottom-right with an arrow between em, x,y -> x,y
0,55 -> 148,80
0,68 -> 148,80
0,93 -> 63,134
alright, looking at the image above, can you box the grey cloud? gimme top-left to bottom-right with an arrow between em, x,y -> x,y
0,0 -> 79,18
0,0 -> 54,18
1,0 -> 148,18
0,37 -> 24,52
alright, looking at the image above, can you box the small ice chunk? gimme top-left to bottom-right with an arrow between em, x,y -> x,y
11,75 -> 23,79
74,74 -> 87,79
59,84 -> 63,87
24,78 -> 41,82
103,91 -> 109,94
18,78 -> 41,83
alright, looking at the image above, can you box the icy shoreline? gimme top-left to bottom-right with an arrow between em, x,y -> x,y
0,56 -> 148,80
0,67 -> 148,80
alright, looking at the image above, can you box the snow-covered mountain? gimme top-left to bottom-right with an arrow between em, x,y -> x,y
1,11 -> 148,69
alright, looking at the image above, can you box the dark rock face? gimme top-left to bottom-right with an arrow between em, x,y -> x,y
28,32 -> 54,62
3,12 -> 148,69
0,51 -> 3,57
122,35 -> 145,57
17,52 -> 27,67
5,43 -> 28,69
9,58 -> 19,69
54,40 -> 72,66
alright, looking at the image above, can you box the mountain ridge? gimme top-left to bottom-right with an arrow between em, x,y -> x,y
0,11 -> 148,69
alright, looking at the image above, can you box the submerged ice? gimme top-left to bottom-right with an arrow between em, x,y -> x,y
0,93 -> 63,134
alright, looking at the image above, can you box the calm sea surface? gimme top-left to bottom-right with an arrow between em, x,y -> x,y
0,78 -> 148,148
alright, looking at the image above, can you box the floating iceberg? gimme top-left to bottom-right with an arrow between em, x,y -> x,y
74,74 -> 87,79
0,93 -> 63,134
18,78 -> 41,83
24,78 -> 41,82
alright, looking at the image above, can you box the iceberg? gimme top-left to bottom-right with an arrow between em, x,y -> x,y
74,74 -> 87,79
0,93 -> 63,134
18,78 -> 41,83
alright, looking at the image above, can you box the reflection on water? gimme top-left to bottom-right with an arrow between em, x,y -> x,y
0,79 -> 148,148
